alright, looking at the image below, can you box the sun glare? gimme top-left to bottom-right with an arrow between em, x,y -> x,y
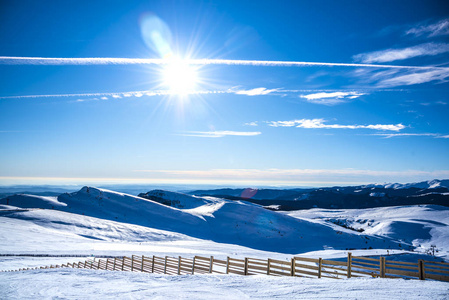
162,58 -> 198,94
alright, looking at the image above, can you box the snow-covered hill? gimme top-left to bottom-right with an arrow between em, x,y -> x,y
285,205 -> 449,259
0,186 -> 401,254
137,189 -> 218,209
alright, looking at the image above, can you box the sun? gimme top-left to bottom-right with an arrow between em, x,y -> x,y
161,58 -> 198,94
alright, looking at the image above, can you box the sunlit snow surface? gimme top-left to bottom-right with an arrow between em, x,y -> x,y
1,187 -> 449,299
1,269 -> 448,300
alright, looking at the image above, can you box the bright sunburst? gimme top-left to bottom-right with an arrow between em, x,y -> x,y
161,58 -> 198,94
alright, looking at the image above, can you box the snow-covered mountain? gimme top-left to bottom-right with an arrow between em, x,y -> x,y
189,179 -> 449,210
365,179 -> 449,190
0,186 -> 401,254
137,189 -> 218,209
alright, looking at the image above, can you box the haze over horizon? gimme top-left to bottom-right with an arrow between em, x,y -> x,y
1,1 -> 448,186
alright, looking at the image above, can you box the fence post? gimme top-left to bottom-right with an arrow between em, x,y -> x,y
164,256 -> 168,274
244,258 -> 249,275
121,257 -> 125,271
347,252 -> 352,278
226,257 -> 230,274
97,260 -> 101,270
192,257 -> 196,274
418,260 -> 425,280
381,257 -> 386,278
106,259 -> 109,270
291,258 -> 296,276
267,259 -> 271,275
141,256 -> 145,272
178,256 -> 181,275
131,255 -> 134,271
209,256 -> 214,273
113,258 -> 116,271
318,258 -> 322,278
152,256 -> 155,273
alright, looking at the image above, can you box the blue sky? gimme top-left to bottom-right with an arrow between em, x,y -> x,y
0,0 -> 448,187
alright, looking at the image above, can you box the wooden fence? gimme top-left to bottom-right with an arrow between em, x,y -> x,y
3,253 -> 449,282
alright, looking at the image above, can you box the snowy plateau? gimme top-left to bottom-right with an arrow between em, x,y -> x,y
1,180 -> 449,299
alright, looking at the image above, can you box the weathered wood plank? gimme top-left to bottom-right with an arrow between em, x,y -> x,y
351,264 -> 379,272
385,268 -> 419,278
352,256 -> 379,262
295,263 -> 320,271
247,264 -> 268,272
385,260 -> 417,266
322,259 -> 347,266
247,260 -> 268,266
425,273 -> 449,282
294,257 -> 320,263
385,264 -> 418,271
269,264 -> 292,272
269,259 -> 291,266
424,263 -> 449,271
352,260 -> 379,267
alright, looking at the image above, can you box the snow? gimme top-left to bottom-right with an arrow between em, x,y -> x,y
369,192 -> 385,197
1,269 -> 448,300
369,179 -> 449,190
1,186 -> 399,253
1,186 -> 449,299
138,189 -> 218,209
285,205 -> 449,260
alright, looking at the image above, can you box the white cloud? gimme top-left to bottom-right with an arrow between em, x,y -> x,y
372,133 -> 440,138
235,87 -> 278,96
300,91 -> 366,105
406,19 -> 449,37
353,43 -> 449,63
181,131 -> 261,138
244,121 -> 258,126
377,68 -> 449,87
420,101 -> 447,106
267,119 -> 405,131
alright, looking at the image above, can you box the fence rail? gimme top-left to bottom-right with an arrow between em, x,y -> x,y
2,253 -> 448,282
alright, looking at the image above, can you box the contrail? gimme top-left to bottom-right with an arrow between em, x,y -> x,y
0,89 -> 229,100
0,56 -> 446,70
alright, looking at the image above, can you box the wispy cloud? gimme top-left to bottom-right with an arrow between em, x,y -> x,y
376,68 -> 449,87
406,19 -> 449,37
300,91 -> 365,105
180,131 -> 261,138
244,121 -> 258,126
234,87 -> 278,96
352,65 -> 449,88
420,101 -> 447,106
267,119 -> 405,131
372,133 -> 444,138
0,56 -> 445,70
353,43 -> 449,63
